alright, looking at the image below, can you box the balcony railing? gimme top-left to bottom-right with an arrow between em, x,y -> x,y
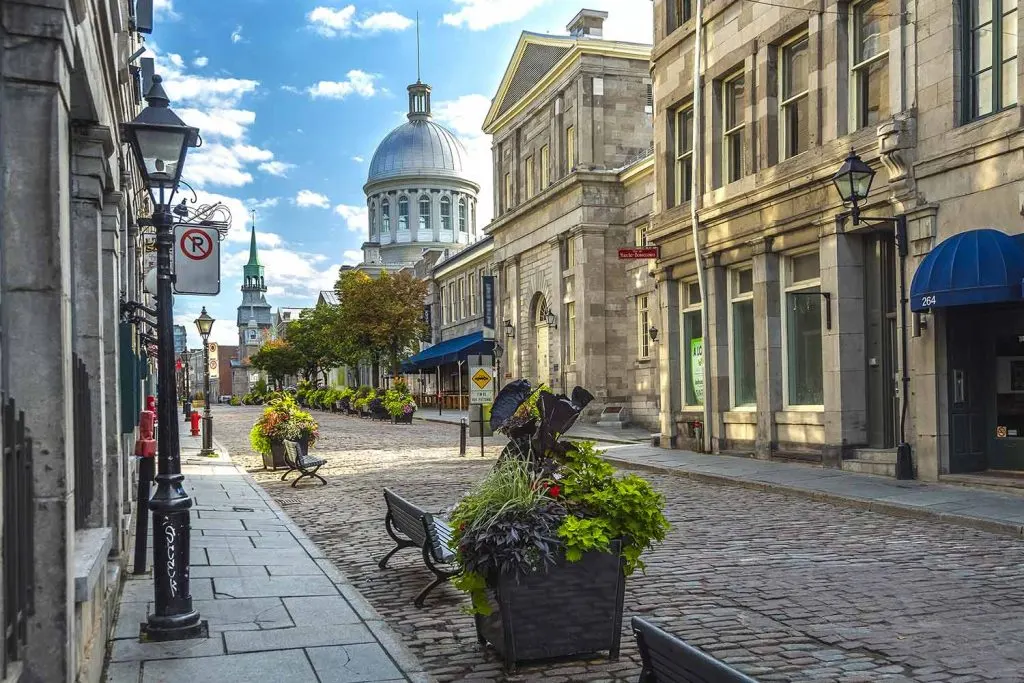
2,394 -> 34,679
72,355 -> 94,530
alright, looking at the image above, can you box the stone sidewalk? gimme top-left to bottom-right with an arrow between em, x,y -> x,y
602,444 -> 1024,538
103,423 -> 431,683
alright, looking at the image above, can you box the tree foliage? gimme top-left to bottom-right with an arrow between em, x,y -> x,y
284,305 -> 345,384
248,339 -> 301,389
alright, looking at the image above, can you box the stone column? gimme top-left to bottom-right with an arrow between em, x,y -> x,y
0,3 -> 76,678
657,272 -> 680,446
549,236 -> 565,391
71,129 -> 109,529
577,227 -> 609,402
753,240 -> 782,459
102,194 -> 125,552
821,227 -> 868,466
705,261 -> 729,452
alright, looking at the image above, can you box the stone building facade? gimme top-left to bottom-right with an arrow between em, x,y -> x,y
0,1 -> 153,680
649,0 -> 1024,479
484,10 -> 661,429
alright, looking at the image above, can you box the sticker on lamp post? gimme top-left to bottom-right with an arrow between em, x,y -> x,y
173,225 -> 221,295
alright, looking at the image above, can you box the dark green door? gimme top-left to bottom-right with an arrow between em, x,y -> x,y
948,310 -> 987,473
989,316 -> 1024,471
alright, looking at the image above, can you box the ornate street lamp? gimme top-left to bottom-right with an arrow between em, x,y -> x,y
544,308 -> 557,329
830,150 -> 913,481
194,308 -> 215,457
122,74 -> 206,641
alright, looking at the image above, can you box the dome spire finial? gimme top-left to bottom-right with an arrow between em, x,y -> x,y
416,11 -> 421,84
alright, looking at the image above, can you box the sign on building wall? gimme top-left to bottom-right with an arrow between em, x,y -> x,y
691,338 -> 704,404
422,305 -> 432,342
618,247 -> 660,259
482,275 -> 495,338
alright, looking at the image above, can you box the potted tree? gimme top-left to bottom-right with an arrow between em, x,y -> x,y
449,381 -> 669,671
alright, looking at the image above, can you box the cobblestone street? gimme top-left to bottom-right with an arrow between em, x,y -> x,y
214,405 -> 1024,682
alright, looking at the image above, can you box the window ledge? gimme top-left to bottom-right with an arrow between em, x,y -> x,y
74,527 -> 112,603
775,409 -> 824,425
723,410 -> 757,424
635,358 -> 652,367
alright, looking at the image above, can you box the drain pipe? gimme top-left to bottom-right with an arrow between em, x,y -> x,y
895,215 -> 913,479
690,0 -> 711,453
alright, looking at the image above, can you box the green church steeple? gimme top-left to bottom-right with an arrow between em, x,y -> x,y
242,215 -> 265,292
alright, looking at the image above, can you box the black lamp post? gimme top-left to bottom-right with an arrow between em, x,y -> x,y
830,150 -> 913,480
122,74 -> 207,640
195,308 -> 215,456
181,350 -> 192,421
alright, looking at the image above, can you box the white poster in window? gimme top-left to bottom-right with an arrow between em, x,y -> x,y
691,338 -> 704,404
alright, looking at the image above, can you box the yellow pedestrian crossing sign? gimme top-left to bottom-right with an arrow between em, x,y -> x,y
472,368 -> 492,389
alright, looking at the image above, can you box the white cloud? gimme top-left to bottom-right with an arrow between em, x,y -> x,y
342,250 -> 363,265
442,0 -> 546,30
163,74 -> 258,109
193,56 -> 209,68
231,25 -> 244,43
307,70 -> 378,99
249,197 -> 280,209
334,204 -> 368,232
224,247 -> 340,299
433,94 -> 494,227
232,144 -> 274,163
351,156 -> 364,163
168,53 -> 185,68
258,161 -> 296,177
296,190 -> 331,209
154,0 -> 180,21
307,5 -> 413,37
177,108 -> 256,140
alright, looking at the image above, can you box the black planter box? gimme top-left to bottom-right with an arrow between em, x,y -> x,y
263,439 -> 288,470
474,540 -> 625,671
392,411 -> 414,425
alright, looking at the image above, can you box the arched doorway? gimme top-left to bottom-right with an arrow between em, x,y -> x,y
532,294 -> 550,387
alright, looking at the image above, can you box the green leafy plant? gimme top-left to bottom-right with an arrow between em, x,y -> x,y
229,396 -> 241,406
248,394 -> 320,453
382,388 -> 417,418
352,386 -> 376,411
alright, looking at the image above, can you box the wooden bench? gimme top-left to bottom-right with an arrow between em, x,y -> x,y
378,487 -> 459,607
632,617 -> 759,683
281,440 -> 328,487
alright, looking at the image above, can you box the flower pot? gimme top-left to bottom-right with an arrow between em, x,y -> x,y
474,540 -> 625,671
264,438 -> 288,470
392,411 -> 414,425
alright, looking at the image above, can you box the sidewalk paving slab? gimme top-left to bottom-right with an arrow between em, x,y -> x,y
103,424 -> 434,683
602,443 -> 1024,538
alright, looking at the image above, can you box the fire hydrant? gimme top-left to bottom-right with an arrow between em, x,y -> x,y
190,410 -> 201,436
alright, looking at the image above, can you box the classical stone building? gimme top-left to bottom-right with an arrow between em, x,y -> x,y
231,225 -> 275,395
0,1 -> 153,680
485,9 -> 661,428
649,0 -> 1024,479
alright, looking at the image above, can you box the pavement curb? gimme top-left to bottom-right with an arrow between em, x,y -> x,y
603,455 -> 1024,540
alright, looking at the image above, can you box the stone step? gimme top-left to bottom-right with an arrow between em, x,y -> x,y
848,448 -> 897,463
841,458 -> 896,477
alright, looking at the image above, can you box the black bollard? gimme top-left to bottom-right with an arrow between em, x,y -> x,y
459,418 -> 467,457
133,455 -> 155,574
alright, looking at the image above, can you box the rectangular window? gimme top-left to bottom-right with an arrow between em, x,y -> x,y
566,125 -> 576,171
439,289 -> 446,324
964,0 -> 1018,120
645,83 -> 654,114
674,105 -> 694,205
730,267 -> 756,407
670,0 -> 692,31
565,236 -> 576,269
682,281 -> 703,406
783,251 -> 823,406
722,72 -> 745,183
458,278 -> 466,319
526,156 -> 535,198
469,272 -> 478,315
567,301 -> 577,364
504,172 -> 513,212
448,282 -> 456,323
635,222 -> 649,247
637,295 -> 651,359
851,0 -> 891,129
540,145 -> 550,188
780,34 -> 810,159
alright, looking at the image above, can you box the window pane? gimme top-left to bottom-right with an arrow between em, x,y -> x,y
974,28 -> 994,70
1004,58 -> 1018,106
727,131 -> 743,181
974,0 -> 994,26
976,68 -> 995,115
787,291 -> 823,405
732,300 -> 756,406
791,252 -> 820,283
1004,10 -> 1018,60
684,311 -> 703,405
856,0 -> 889,62
783,37 -> 809,97
784,96 -> 809,157
687,282 -> 702,305
727,76 -> 745,127
736,268 -> 753,294
859,58 -> 890,126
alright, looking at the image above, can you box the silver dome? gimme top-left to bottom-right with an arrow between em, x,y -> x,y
366,118 -> 471,184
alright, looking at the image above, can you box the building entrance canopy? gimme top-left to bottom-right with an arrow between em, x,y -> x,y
401,330 -> 492,372
910,229 -> 1024,312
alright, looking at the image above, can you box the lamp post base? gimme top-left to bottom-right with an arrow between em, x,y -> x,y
140,618 -> 209,642
200,414 -> 215,456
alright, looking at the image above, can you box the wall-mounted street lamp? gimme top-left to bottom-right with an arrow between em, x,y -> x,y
831,150 -> 912,481
194,307 -> 215,457
504,319 -> 516,338
544,308 -> 557,329
122,74 -> 206,641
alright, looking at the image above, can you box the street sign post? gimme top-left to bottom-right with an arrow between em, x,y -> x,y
173,225 -> 221,295
467,354 -> 494,457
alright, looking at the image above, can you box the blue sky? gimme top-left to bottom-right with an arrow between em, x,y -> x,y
155,0 -> 652,348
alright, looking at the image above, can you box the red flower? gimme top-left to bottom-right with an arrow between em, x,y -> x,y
547,484 -> 561,498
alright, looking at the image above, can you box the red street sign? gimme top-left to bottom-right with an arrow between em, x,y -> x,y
618,247 -> 659,259
179,228 -> 214,261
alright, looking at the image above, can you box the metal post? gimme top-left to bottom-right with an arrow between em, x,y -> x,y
459,418 -> 467,456
182,358 -> 191,421
200,338 -> 214,456
895,214 -> 914,480
437,365 -> 442,416
133,456 -> 154,574
142,202 -> 206,641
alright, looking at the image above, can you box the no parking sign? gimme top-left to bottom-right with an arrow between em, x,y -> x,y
173,225 -> 221,295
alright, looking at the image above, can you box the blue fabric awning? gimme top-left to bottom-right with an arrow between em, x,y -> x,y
401,331 -> 492,372
910,229 -> 1024,312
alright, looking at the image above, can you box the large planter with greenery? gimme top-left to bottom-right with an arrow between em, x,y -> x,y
250,395 -> 319,471
384,379 -> 417,425
450,381 -> 669,671
267,439 -> 287,470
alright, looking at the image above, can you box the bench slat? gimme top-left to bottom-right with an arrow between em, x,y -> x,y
632,617 -> 758,683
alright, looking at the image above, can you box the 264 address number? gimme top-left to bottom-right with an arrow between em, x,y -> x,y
920,295 -> 937,308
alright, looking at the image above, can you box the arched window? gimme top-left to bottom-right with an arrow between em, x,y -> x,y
398,196 -> 409,230
369,204 -> 376,237
440,196 -> 452,231
381,199 -> 390,233
458,197 -> 467,232
419,195 -> 430,232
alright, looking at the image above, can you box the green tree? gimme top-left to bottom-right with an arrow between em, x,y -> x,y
248,339 -> 302,390
334,270 -> 427,386
284,305 -> 345,386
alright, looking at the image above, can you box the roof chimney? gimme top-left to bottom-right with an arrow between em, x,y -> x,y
567,9 -> 608,39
